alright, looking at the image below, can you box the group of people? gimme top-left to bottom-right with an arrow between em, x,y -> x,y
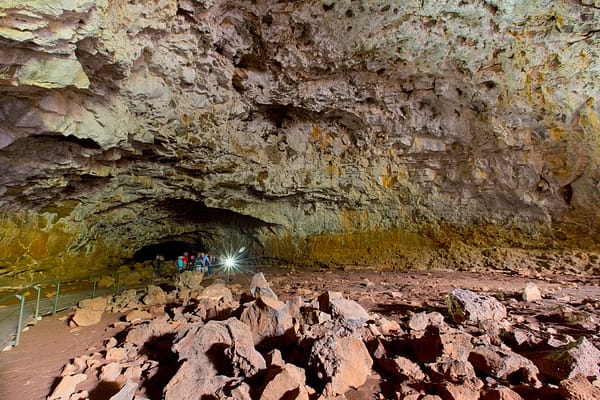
176,251 -> 215,274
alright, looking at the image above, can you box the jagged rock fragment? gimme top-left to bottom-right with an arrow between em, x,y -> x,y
175,271 -> 204,291
250,272 -> 278,300
165,318 -> 266,399
240,295 -> 295,347
411,327 -> 474,363
309,334 -> 373,396
108,379 -> 138,400
260,363 -> 310,400
329,298 -> 370,327
72,297 -> 107,327
469,345 -> 541,387
447,289 -> 506,324
522,283 -> 542,302
559,373 -> 600,400
47,373 -> 87,400
530,337 -> 600,381
142,285 -> 167,305
378,355 -> 425,382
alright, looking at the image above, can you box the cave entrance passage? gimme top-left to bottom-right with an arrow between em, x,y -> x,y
132,241 -> 207,262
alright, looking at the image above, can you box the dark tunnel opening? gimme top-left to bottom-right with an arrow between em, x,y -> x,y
132,240 -> 207,262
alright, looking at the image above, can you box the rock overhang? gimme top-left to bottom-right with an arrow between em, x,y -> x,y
0,0 -> 599,285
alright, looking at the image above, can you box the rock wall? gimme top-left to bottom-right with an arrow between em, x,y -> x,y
0,0 -> 599,285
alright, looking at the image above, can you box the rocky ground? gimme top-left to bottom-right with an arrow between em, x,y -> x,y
1,265 -> 600,400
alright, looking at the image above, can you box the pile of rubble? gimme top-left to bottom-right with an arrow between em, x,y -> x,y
49,271 -> 600,400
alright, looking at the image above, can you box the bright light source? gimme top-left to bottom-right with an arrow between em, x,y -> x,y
224,256 -> 236,269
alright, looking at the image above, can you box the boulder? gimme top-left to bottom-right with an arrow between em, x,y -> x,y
317,291 -> 344,312
175,271 -> 204,291
106,347 -> 127,362
408,311 -> 445,331
125,323 -> 154,347
47,373 -> 87,400
99,362 -> 122,382
165,318 -> 266,399
72,297 -> 107,327
530,336 -> 600,381
559,373 -> 600,400
447,289 -> 507,324
260,363 -> 310,400
309,334 -> 373,396
436,378 -> 483,400
125,309 -> 153,322
378,355 -> 425,382
143,285 -> 167,305
110,289 -> 140,312
109,379 -> 138,400
411,327 -> 474,363
329,298 -> 370,327
196,282 -> 235,319
240,296 -> 295,347
427,356 -> 478,383
481,386 -> 524,400
250,272 -> 278,300
469,345 -> 541,387
522,283 -> 542,302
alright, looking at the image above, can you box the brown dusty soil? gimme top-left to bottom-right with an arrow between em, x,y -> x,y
0,266 -> 599,400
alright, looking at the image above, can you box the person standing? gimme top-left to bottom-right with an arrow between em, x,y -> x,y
177,256 -> 184,273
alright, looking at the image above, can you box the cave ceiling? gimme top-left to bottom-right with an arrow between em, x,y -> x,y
0,0 -> 599,284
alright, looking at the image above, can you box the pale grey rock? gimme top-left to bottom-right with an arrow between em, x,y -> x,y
530,337 -> 600,381
523,282 -> 542,302
447,289 -> 507,324
250,272 -> 278,300
329,298 -> 370,327
109,379 -> 138,400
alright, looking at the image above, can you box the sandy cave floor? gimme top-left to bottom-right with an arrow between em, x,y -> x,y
0,265 -> 599,400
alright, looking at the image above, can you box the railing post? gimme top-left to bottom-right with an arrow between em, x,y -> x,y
52,281 -> 61,314
91,277 -> 97,299
33,285 -> 41,321
14,294 -> 25,347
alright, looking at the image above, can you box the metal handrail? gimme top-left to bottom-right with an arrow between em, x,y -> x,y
0,269 -> 155,348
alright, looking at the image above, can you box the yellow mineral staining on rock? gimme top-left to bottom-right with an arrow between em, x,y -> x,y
16,57 -> 90,89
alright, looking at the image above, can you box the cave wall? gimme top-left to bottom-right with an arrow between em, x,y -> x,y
0,0 -> 599,285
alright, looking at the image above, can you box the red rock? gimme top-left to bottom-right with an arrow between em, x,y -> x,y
481,386 -> 524,400
469,345 -> 540,387
309,334 -> 373,396
47,373 -> 87,400
260,363 -> 310,400
240,296 -> 295,347
559,373 -> 600,400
